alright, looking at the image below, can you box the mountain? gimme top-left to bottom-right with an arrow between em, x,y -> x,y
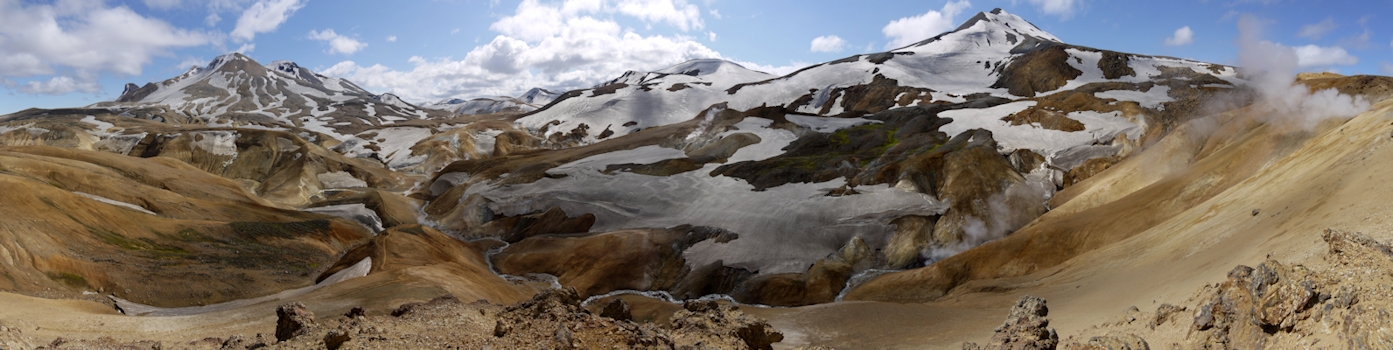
108,53 -> 442,136
422,87 -> 564,115
519,8 -> 1235,150
518,87 -> 561,106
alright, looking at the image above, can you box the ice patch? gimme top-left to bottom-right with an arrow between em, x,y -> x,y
939,101 -> 1142,155
73,192 -> 157,216
547,145 -> 688,175
306,203 -> 385,234
1095,85 -> 1172,109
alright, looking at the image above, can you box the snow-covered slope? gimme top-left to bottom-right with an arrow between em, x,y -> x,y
93,53 -> 455,171
110,53 -> 441,137
516,59 -> 774,143
518,88 -> 561,106
422,88 -> 562,115
518,9 -> 1239,147
425,96 -> 535,115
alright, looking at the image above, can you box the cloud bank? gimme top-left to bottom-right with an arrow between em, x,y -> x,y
321,0 -> 803,104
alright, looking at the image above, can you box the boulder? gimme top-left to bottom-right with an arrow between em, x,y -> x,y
275,302 -> 316,342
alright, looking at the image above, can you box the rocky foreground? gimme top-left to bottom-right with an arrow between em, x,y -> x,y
4,228 -> 1391,349
0,288 -> 782,350
964,229 -> 1393,349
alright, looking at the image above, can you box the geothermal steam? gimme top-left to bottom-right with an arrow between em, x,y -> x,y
1236,15 -> 1371,127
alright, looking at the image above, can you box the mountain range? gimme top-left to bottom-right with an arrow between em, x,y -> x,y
2,8 -> 1393,349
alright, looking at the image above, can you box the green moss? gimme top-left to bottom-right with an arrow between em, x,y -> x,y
230,219 -> 331,239
47,272 -> 89,289
91,227 -> 192,258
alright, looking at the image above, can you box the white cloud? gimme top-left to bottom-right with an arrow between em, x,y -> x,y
19,75 -> 100,95
707,31 -> 716,42
1026,0 -> 1080,20
235,43 -> 255,53
308,29 -> 368,55
810,35 -> 846,53
1296,18 -> 1336,40
1164,26 -> 1193,46
204,13 -> 221,26
322,0 -> 807,104
709,9 -> 721,19
144,0 -> 182,10
491,0 -> 703,42
882,0 -> 971,49
1339,29 -> 1370,50
1382,62 -> 1393,75
1292,45 -> 1358,67
614,0 -> 703,31
0,0 -> 210,95
386,35 -> 397,42
174,57 -> 206,70
230,0 -> 305,42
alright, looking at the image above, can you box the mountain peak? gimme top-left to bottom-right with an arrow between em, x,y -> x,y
893,8 -> 1060,52
955,8 -> 1059,43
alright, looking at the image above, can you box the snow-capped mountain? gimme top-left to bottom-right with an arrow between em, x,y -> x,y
518,87 -> 561,106
108,53 -> 443,137
519,9 -> 1238,148
423,87 -> 564,115
515,59 -> 774,143
424,96 -> 534,115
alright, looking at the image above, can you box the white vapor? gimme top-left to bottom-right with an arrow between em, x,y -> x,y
882,0 -> 971,49
1235,15 -> 1369,129
1164,26 -> 1193,46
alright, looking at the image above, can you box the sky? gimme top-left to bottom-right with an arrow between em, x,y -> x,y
2,0 -> 1392,115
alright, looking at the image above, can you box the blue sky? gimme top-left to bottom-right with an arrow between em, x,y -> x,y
2,0 -> 1391,115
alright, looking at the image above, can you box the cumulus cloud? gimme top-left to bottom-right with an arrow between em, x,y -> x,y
614,0 -> 703,31
308,29 -> 367,55
1235,14 -> 1369,129
1025,0 -> 1080,20
323,0 -> 800,103
1164,26 -> 1193,46
810,35 -> 846,53
1296,18 -> 1336,40
882,0 -> 971,49
1292,45 -> 1357,67
230,0 -> 305,42
19,75 -> 101,95
386,35 -> 397,42
0,0 -> 210,95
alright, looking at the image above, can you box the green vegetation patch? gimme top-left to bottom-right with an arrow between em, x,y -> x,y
89,227 -> 191,258
230,219 -> 331,240
47,271 -> 89,289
